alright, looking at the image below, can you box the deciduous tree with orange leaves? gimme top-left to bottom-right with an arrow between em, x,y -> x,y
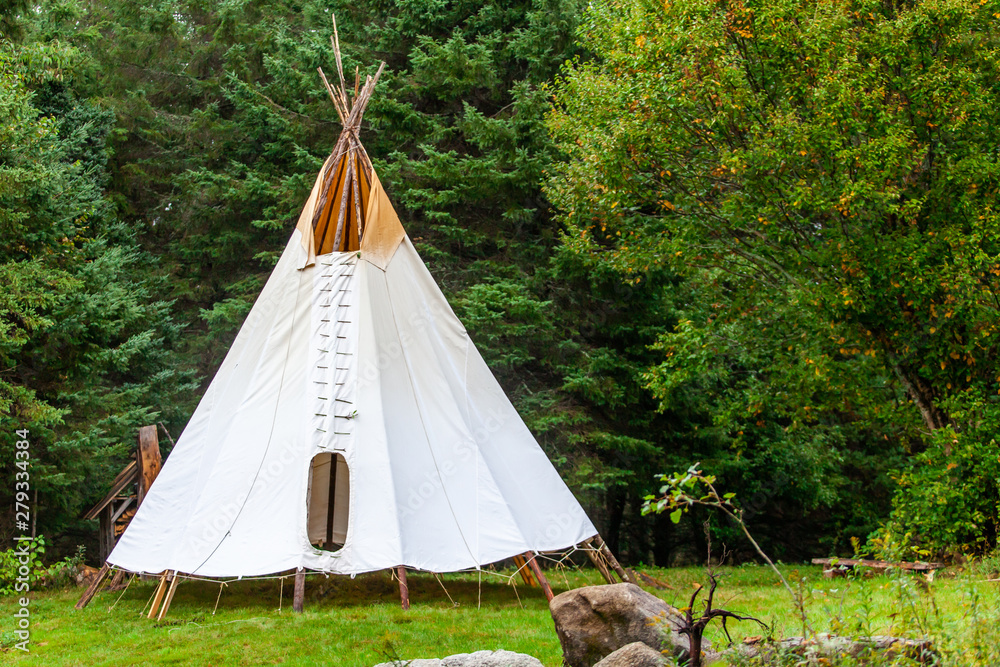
549,0 -> 1000,556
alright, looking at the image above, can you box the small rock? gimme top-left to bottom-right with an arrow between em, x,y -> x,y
593,642 -> 667,667
373,650 -> 544,667
549,583 -> 711,667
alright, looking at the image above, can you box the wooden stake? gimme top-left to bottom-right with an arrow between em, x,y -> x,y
147,570 -> 170,619
593,535 -> 634,584
75,562 -> 110,610
582,539 -> 615,584
524,552 -> 554,602
512,554 -> 538,587
293,567 -> 306,613
156,571 -> 180,621
397,565 -> 410,610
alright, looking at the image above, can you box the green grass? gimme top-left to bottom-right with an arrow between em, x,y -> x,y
2,565 -> 1000,665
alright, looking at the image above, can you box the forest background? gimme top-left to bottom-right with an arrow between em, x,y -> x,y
2,0 -> 1000,569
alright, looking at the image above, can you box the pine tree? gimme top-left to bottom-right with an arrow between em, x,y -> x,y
0,26 -> 191,550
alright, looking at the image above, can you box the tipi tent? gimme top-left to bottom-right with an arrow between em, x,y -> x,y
79,44 -> 627,616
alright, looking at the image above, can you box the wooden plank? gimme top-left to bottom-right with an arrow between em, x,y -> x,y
397,565 -> 410,610
82,460 -> 138,520
811,557 -> 944,572
156,572 -> 180,621
524,552 -> 554,602
110,495 -> 135,525
98,507 -> 114,562
136,425 -> 162,506
75,563 -> 110,609
97,510 -> 107,562
147,571 -> 170,619
293,568 -> 305,613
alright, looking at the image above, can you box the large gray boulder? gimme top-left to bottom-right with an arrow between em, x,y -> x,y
593,642 -> 667,667
549,583 -> 712,666
373,650 -> 544,667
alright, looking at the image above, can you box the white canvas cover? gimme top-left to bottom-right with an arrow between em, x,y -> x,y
107,170 -> 597,578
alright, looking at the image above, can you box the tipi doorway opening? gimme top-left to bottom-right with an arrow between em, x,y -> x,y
308,452 -> 350,552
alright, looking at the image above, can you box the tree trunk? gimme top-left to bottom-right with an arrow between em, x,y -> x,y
892,363 -> 948,436
605,488 -> 627,557
691,507 -> 709,564
688,630 -> 704,667
653,509 -> 674,567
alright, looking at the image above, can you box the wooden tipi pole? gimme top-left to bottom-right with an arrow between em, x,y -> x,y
397,566 -> 410,610
592,535 -> 634,583
512,554 -> 538,587
146,570 -> 170,619
582,538 -> 615,584
310,13 -> 386,253
74,563 -> 110,609
524,552 -> 554,602
156,571 -> 181,621
293,567 -> 306,613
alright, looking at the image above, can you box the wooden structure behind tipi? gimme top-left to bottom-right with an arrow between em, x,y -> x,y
81,425 -> 163,563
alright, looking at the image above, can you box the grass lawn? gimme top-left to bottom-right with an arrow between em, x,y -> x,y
3,564 -> 1000,665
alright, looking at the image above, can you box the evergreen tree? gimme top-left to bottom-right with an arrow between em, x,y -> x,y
0,25 -> 190,552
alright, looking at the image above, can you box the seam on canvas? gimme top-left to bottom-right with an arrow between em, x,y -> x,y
383,265 -> 479,567
189,253 -> 308,575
